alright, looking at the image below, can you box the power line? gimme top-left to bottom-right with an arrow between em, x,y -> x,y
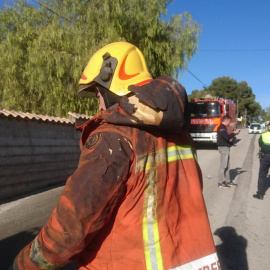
28,1 -> 270,56
203,49 -> 270,51
28,0 -> 265,91
30,0 -> 74,24
185,48 -> 270,87
185,69 -> 208,88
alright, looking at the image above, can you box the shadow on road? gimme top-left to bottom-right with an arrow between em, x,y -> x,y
214,226 -> 249,270
230,167 -> 247,181
0,227 -> 40,269
0,228 -> 76,270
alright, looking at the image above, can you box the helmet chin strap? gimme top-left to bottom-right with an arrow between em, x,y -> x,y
96,85 -> 121,109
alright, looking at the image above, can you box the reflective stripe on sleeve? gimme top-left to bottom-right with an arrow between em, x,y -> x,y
167,145 -> 196,162
29,236 -> 63,270
136,145 -> 195,173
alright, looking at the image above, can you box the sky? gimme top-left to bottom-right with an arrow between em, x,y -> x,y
1,0 -> 270,110
167,0 -> 270,110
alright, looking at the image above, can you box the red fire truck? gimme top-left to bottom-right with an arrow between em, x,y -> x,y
189,97 -> 236,143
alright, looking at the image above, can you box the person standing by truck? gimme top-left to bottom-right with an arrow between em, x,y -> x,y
253,122 -> 270,200
217,115 -> 240,188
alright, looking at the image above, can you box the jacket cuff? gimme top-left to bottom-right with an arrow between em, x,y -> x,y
10,255 -> 19,270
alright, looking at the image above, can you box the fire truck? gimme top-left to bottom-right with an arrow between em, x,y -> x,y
189,96 -> 236,143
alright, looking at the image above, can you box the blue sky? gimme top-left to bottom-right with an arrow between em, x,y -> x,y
1,0 -> 270,110
167,0 -> 270,110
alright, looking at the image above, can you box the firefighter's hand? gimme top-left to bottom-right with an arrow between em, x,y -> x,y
234,130 -> 240,135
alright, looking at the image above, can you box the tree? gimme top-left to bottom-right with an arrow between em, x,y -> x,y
236,81 -> 261,119
189,89 -> 203,99
0,0 -> 200,116
261,107 -> 270,122
206,76 -> 238,100
188,76 -> 262,119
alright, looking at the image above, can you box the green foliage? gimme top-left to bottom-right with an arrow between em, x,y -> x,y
0,0 -> 200,116
188,76 -> 262,119
189,89 -> 211,99
261,107 -> 270,122
207,77 -> 238,100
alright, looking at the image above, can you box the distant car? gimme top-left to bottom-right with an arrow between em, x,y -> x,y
249,123 -> 262,134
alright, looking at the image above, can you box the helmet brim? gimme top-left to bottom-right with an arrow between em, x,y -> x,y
78,84 -> 96,98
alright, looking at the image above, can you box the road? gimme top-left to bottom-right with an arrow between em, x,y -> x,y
1,128 -> 269,270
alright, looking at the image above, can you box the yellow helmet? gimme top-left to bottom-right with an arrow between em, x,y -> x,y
78,41 -> 152,98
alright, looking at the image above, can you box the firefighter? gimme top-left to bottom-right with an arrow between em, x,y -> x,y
253,122 -> 270,200
11,42 -> 219,270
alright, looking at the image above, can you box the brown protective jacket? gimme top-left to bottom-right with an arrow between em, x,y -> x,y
15,75 -> 219,270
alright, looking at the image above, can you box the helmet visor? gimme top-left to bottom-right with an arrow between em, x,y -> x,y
78,83 -> 96,98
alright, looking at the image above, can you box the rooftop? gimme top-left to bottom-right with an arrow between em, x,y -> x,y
0,109 -> 92,124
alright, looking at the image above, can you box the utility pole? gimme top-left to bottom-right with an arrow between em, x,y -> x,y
245,109 -> 247,128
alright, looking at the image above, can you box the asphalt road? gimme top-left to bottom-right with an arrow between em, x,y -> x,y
0,128 -> 269,270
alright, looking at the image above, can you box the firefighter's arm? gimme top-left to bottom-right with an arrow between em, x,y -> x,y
13,131 -> 133,270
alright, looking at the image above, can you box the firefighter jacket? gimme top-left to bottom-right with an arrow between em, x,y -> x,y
14,75 -> 219,270
259,130 -> 270,154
